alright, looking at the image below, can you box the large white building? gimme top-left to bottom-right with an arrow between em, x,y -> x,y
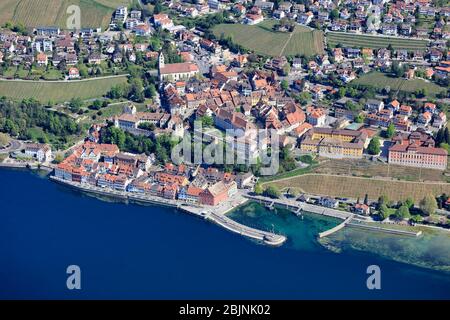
24,143 -> 52,163
114,6 -> 128,24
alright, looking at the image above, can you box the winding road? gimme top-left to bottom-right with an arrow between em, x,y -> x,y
0,139 -> 23,154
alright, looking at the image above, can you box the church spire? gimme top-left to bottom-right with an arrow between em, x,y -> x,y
159,52 -> 165,69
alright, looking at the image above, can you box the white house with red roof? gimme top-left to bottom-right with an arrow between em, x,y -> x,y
68,67 -> 80,79
36,52 -> 48,66
306,106 -> 326,127
153,13 -> 174,30
244,13 -> 264,25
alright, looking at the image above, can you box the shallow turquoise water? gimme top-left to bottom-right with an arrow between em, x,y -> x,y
228,202 -> 341,251
229,202 -> 450,272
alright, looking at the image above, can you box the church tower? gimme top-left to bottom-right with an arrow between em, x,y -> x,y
158,52 -> 165,69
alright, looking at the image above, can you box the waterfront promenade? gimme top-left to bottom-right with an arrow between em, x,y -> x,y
244,193 -> 422,238
244,194 -> 352,220
50,176 -> 287,246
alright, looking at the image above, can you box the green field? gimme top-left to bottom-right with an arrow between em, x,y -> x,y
353,71 -> 447,96
0,76 -> 128,103
212,20 -> 325,57
0,0 -> 131,29
326,32 -> 429,51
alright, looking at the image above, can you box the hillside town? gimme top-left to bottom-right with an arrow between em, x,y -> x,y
0,0 -> 449,226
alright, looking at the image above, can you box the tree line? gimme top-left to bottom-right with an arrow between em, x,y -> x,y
99,123 -> 178,164
0,98 -> 81,148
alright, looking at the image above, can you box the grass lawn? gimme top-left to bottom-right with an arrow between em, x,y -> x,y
353,71 -> 447,96
1,66 -> 17,78
326,32 -> 429,51
78,101 -> 148,127
212,20 -> 325,57
43,69 -> 64,80
16,66 -> 30,79
0,75 -> 128,103
260,164 -> 317,183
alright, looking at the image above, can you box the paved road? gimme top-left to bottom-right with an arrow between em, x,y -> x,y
0,139 -> 22,154
0,74 -> 129,83
324,30 -> 432,42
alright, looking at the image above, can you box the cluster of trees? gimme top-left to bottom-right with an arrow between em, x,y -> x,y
99,124 -> 178,164
199,116 -> 214,127
367,136 -> 381,155
0,98 -> 81,146
262,185 -> 281,199
0,132 -> 10,147
188,12 -> 228,32
280,80 -> 289,91
108,73 -> 157,103
335,86 -> 376,102
294,92 -> 312,106
419,194 -> 438,217
377,195 -> 414,221
435,127 -> 450,151
279,146 -> 297,172
436,193 -> 450,210
2,22 -> 27,35
354,114 -> 364,123
383,123 -> 396,139
376,194 -> 438,222
391,62 -> 407,78
162,42 -> 183,64
217,35 -> 247,54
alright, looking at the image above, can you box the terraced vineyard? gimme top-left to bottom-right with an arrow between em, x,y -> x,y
326,31 -> 429,51
212,20 -> 325,57
0,76 -> 128,103
0,0 -> 131,29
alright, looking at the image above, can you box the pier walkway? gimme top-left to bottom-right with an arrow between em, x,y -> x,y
318,215 -> 354,238
244,193 -> 423,238
347,221 -> 422,237
206,212 -> 286,246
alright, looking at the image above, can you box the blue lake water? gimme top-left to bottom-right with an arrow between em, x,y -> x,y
0,168 -> 449,299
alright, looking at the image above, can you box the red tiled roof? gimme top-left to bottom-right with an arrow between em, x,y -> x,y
160,62 -> 198,75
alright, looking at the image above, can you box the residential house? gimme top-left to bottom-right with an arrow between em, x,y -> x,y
318,197 -> 339,208
353,203 -> 370,215
68,67 -> 80,79
365,99 -> 384,113
36,52 -> 48,66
